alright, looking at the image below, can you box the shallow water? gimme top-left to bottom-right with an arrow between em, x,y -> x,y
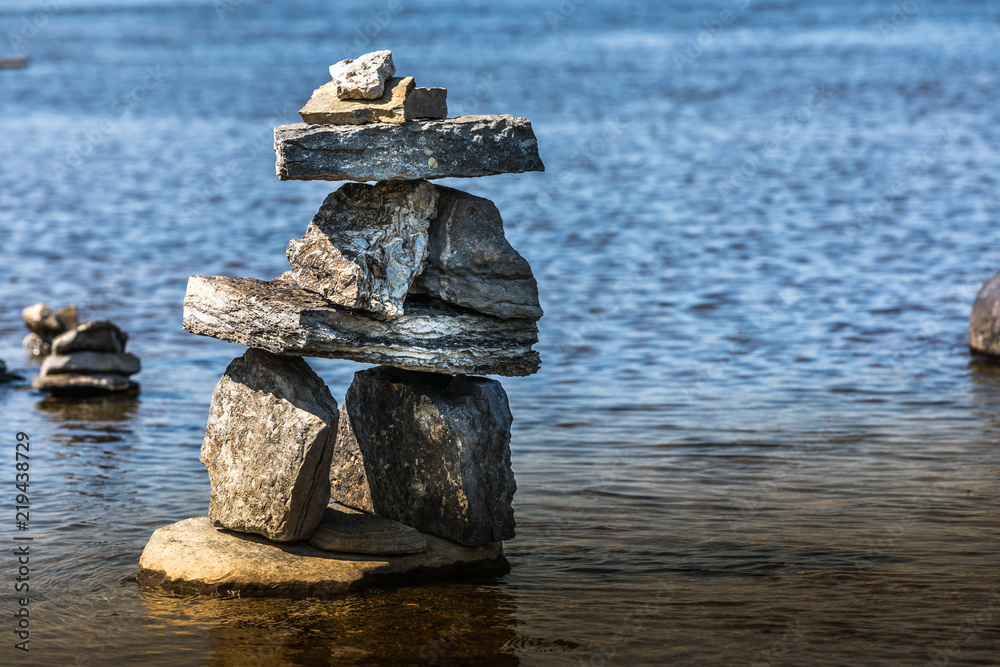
1,0 -> 999,665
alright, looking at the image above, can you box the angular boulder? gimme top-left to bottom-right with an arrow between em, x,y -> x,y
286,180 -> 438,318
183,275 -> 541,376
300,76 -> 447,126
275,116 -> 544,182
200,349 -> 339,542
40,351 -> 141,376
307,503 -> 427,555
970,270 -> 1000,357
332,366 -> 516,546
411,186 -> 543,320
51,320 -> 128,355
328,50 -> 395,100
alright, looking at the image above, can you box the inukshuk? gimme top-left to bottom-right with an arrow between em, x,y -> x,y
138,51 -> 545,596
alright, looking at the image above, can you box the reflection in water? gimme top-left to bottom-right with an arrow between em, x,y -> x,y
36,394 -> 140,423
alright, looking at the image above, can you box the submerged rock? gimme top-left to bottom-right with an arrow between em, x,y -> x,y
41,351 -> 140,376
328,50 -> 395,100
286,180 -> 438,318
200,349 -> 339,543
51,321 -> 128,355
307,503 -> 427,555
300,76 -> 447,125
274,116 -> 544,182
332,366 -> 517,546
183,275 -> 541,376
970,270 -> 1000,357
412,186 -> 543,320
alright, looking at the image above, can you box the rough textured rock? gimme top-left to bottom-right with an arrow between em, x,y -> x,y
329,407 -> 373,512
41,351 -> 141,376
51,321 -> 128,355
286,180 -> 438,318
22,333 -> 51,358
328,50 -> 395,100
412,186 -> 542,320
969,270 -> 1000,356
332,367 -> 517,546
32,373 -> 138,396
200,349 -> 339,542
300,76 -> 447,125
183,275 -> 540,376
307,503 -> 427,555
275,116 -> 544,182
137,516 -> 506,598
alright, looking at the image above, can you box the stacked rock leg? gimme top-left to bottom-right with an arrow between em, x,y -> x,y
139,51 -> 544,597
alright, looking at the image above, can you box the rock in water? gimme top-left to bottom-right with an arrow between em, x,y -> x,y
21,303 -> 64,338
328,50 -> 395,100
32,373 -> 137,396
22,333 -> 51,358
332,366 -> 516,546
40,351 -> 141,376
51,321 -> 128,355
307,503 -> 427,555
54,304 -> 79,331
200,349 -> 339,542
274,116 -> 544,182
300,76 -> 447,126
411,186 -> 543,320
286,180 -> 438,318
969,270 -> 1000,356
183,275 -> 541,376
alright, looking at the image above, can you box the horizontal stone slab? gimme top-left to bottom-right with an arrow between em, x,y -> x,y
33,373 -> 138,396
40,351 -> 140,376
182,275 -> 540,376
137,516 -> 506,597
307,503 -> 427,555
300,76 -> 447,126
275,115 -> 544,182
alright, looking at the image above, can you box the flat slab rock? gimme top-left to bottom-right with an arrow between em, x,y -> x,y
201,349 -> 339,542
300,76 -> 446,126
137,516 -> 506,598
33,373 -> 138,396
308,503 -> 427,555
970,270 -> 1000,356
182,275 -> 540,376
275,115 -> 544,182
40,351 -> 140,376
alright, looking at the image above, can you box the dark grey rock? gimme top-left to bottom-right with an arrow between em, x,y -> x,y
411,186 -> 542,320
970,270 -> 1000,356
183,275 -> 541,377
32,373 -> 138,396
41,351 -> 140,376
200,349 -> 340,543
307,503 -> 427,555
286,180 -> 438,318
51,321 -> 128,355
274,115 -> 544,182
332,366 -> 516,546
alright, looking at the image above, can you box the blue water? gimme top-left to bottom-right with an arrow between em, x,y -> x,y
1,0 -> 999,665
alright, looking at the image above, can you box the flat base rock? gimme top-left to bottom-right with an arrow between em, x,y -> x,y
33,372 -> 139,397
183,275 -> 540,376
137,517 -> 506,598
308,503 -> 427,555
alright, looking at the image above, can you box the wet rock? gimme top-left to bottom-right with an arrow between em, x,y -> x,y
286,180 -> 438,318
969,270 -> 1000,356
22,333 -> 51,358
200,349 -> 339,543
332,366 -> 516,546
275,115 -> 544,182
183,275 -> 541,377
32,373 -> 138,396
41,352 -> 141,376
51,321 -> 128,355
22,303 -> 64,338
411,186 -> 542,320
137,516 -> 507,598
300,76 -> 447,126
307,503 -> 427,555
0,359 -> 21,384
328,50 -> 395,100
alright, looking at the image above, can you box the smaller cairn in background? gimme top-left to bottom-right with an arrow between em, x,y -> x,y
0,359 -> 22,384
22,304 -> 141,397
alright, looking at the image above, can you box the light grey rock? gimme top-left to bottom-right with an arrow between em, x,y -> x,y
970,270 -> 1000,356
200,349 -> 339,543
40,351 -> 140,376
275,115 -> 544,182
286,180 -> 438,318
22,333 -> 51,358
137,516 -> 506,598
183,275 -> 540,376
332,367 -> 516,546
328,50 -> 395,100
300,76 -> 447,125
412,186 -> 542,320
51,321 -> 128,355
32,372 -> 138,396
307,503 -> 427,555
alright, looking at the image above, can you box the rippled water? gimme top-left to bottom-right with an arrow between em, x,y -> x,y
1,1 -> 999,665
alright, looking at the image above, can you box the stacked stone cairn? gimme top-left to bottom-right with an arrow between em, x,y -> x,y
22,303 -> 140,396
138,51 -> 545,596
